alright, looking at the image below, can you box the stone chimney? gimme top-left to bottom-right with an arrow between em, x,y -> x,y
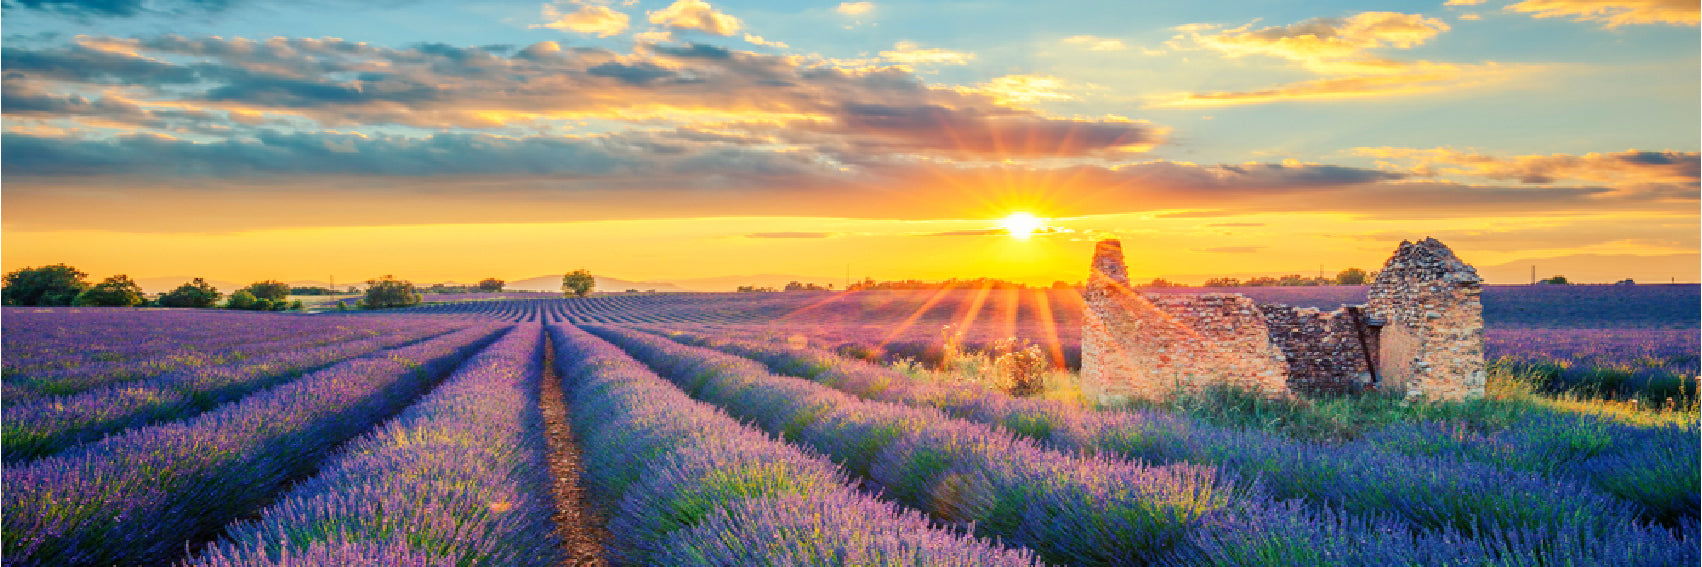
1091,239 -> 1130,286
1366,237 -> 1485,400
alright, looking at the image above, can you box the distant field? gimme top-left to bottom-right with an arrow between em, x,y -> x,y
4,285 -> 1695,565
395,284 -> 1699,368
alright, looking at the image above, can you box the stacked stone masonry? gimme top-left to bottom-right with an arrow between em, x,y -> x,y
1081,237 -> 1485,404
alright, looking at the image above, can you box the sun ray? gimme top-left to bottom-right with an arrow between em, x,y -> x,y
874,283 -> 958,359
1031,289 -> 1066,369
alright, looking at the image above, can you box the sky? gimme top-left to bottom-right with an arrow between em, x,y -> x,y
2,0 -> 1697,290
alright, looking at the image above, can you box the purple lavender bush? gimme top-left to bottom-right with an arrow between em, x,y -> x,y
187,325 -> 561,566
585,324 -> 1240,566
647,328 -> 1690,564
549,324 -> 1041,567
2,324 -> 502,566
4,321 -> 465,463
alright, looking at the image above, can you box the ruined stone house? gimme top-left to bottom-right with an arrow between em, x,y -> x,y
1081,237 -> 1485,403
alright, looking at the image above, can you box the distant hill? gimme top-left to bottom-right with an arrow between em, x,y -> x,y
668,274 -> 840,292
503,275 -> 691,293
1478,253 -> 1699,285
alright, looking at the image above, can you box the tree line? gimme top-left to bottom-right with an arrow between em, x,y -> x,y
0,265 -> 600,311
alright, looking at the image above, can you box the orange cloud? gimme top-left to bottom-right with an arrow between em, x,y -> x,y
1506,0 -> 1700,27
648,0 -> 742,35
534,3 -> 631,37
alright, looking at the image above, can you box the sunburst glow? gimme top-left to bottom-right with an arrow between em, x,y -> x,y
1000,212 -> 1044,240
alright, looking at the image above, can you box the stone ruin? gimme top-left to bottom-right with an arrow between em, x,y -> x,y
1081,237 -> 1485,403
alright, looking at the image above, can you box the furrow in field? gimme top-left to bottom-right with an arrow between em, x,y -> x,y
187,325 -> 566,566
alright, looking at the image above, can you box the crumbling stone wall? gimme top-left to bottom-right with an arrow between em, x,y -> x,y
1365,238 -> 1486,400
1082,240 -> 1289,404
1081,236 -> 1484,403
1260,304 -> 1373,395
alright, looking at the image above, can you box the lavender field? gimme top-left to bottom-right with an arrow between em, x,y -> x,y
2,286 -> 1696,566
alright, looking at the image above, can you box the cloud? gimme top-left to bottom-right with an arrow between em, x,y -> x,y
1155,61 -> 1530,107
534,3 -> 631,37
1356,147 -> 1700,187
1445,0 -> 1487,4
4,0 -> 238,17
836,2 -> 872,16
746,231 -> 836,238
924,228 -> 1008,236
970,75 -> 1074,105
1505,0 -> 1699,27
1193,246 -> 1265,253
879,41 -> 973,65
648,0 -> 741,35
1183,12 -> 1450,70
1062,35 -> 1127,51
1207,222 -> 1266,227
743,33 -> 788,48
1160,11 -> 1536,106
2,36 -> 1159,162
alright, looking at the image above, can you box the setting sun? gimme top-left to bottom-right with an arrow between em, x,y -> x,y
1001,212 -> 1045,240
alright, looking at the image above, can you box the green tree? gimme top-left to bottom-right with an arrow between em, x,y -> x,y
1539,275 -> 1570,285
364,275 -> 422,309
158,278 -> 222,308
1335,267 -> 1369,285
242,280 -> 291,302
72,274 -> 146,307
562,269 -> 595,298
477,277 -> 505,292
2,264 -> 89,306
227,289 -> 260,310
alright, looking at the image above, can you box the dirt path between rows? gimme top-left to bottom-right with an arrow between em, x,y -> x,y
539,338 -> 609,566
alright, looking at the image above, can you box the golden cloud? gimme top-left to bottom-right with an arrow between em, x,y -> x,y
878,41 -> 974,65
1062,35 -> 1128,51
1153,61 -> 1538,107
1506,0 -> 1700,27
836,2 -> 874,16
970,75 -> 1075,105
1159,11 -> 1545,106
535,4 -> 631,37
1356,147 -> 1701,187
648,0 -> 742,35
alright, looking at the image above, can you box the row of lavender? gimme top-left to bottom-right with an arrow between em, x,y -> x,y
3,323 -> 503,565
635,327 -> 1696,565
592,325 -> 1637,566
4,321 -> 466,463
189,325 -> 563,565
2,309 -> 432,402
548,323 -> 1042,565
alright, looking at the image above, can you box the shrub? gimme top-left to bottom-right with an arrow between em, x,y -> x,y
157,278 -> 222,308
72,275 -> 146,307
363,275 -> 421,309
2,264 -> 89,306
561,269 -> 594,298
240,280 -> 290,302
